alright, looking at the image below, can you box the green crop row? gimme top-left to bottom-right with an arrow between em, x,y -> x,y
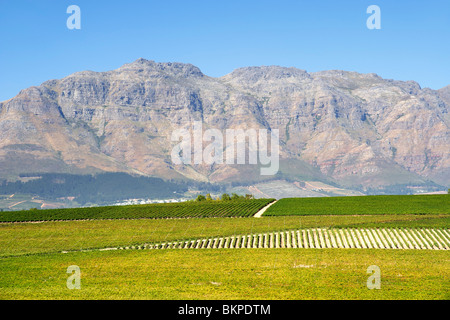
264,194 -> 450,216
0,199 -> 275,222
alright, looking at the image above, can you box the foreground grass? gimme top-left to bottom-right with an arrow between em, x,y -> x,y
265,194 -> 450,216
1,215 -> 448,257
0,249 -> 448,300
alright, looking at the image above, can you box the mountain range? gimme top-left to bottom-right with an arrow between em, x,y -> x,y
0,58 -> 448,191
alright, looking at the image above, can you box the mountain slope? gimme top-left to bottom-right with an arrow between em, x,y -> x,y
0,59 -> 448,188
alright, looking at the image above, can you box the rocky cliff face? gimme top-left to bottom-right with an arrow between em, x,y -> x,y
1,58 -> 448,188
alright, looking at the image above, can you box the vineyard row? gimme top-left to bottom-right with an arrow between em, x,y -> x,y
115,228 -> 450,251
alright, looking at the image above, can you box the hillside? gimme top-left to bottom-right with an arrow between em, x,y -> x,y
0,59 -> 448,190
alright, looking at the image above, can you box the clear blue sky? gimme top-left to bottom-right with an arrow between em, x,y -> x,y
0,0 -> 449,101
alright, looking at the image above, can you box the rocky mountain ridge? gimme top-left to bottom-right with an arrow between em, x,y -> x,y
0,58 -> 448,189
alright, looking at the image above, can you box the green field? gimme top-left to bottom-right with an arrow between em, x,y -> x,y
264,195 -> 450,216
0,198 -> 274,222
0,215 -> 450,257
0,195 -> 449,300
1,249 -> 448,300
1,214 -> 448,257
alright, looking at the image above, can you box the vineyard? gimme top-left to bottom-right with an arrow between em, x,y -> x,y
0,198 -> 274,222
114,228 -> 450,251
1,194 -> 449,300
264,194 -> 450,216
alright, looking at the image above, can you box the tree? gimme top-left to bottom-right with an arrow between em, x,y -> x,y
231,193 -> 240,200
221,193 -> 231,201
196,194 -> 206,201
206,193 -> 213,201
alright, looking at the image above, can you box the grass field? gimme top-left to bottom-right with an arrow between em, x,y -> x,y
0,195 -> 449,300
264,195 -> 450,216
1,249 -> 448,299
2,215 -> 447,257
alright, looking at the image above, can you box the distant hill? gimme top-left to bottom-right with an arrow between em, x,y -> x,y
0,173 -> 188,206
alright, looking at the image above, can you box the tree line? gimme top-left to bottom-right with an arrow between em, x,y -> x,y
195,193 -> 254,202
